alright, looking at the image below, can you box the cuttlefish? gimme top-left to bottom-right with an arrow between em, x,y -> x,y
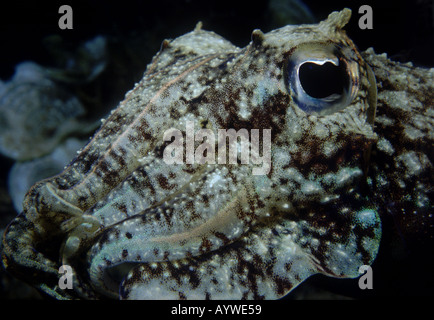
2,9 -> 432,299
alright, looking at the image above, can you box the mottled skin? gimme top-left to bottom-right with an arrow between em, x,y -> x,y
1,9 -> 432,299
361,49 -> 433,246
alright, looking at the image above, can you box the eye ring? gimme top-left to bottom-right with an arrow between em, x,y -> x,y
286,43 -> 359,115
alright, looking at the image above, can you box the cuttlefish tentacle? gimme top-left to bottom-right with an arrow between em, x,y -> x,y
86,165 -> 263,297
119,186 -> 381,299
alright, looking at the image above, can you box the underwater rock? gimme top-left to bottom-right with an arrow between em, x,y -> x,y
0,62 -> 87,161
267,0 -> 316,27
0,35 -> 107,162
44,35 -> 108,84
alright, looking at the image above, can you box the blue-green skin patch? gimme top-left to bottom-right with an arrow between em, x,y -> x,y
2,9 -> 432,299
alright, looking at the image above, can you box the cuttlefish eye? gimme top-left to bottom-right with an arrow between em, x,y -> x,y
286,43 -> 359,115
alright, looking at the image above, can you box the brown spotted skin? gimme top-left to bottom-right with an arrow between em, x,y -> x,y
1,9 -> 431,299
361,49 -> 433,246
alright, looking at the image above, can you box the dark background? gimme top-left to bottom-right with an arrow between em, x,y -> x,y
0,0 -> 433,299
0,0 -> 432,78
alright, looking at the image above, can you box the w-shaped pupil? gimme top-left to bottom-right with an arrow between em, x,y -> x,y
299,62 -> 346,99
